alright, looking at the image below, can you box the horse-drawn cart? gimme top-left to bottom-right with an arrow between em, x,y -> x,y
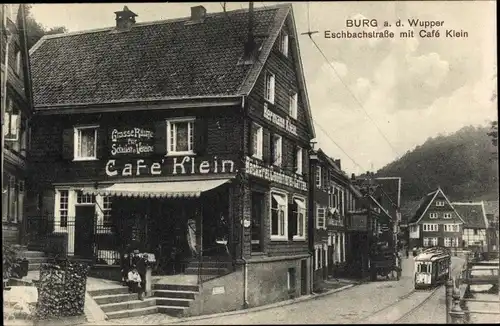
371,250 -> 401,281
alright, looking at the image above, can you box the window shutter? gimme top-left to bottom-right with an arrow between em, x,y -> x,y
262,129 -> 270,164
154,120 -> 167,156
247,121 -> 254,157
61,128 -> 74,160
194,117 -> 207,155
97,126 -> 108,159
269,131 -> 275,165
292,145 -> 298,172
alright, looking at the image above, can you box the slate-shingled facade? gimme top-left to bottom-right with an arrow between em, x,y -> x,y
28,4 -> 315,314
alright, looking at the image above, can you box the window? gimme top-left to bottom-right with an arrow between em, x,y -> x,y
423,237 -> 430,247
473,229 -> 478,235
280,30 -> 289,57
103,196 -> 112,227
59,190 -> 69,227
251,123 -> 263,159
444,237 -> 452,247
429,212 -> 438,219
265,72 -> 275,104
431,237 -> 438,246
443,212 -> 452,219
317,206 -> 326,229
4,98 -> 21,142
270,191 -> 287,240
435,201 -> 445,207
74,126 -> 97,160
287,268 -> 296,291
167,118 -> 194,155
2,173 -> 24,224
272,134 -> 282,166
292,197 -> 306,240
444,224 -> 459,232
295,147 -> 303,174
15,49 -> 21,75
423,223 -> 438,232
316,166 -> 322,188
76,191 -> 95,204
289,93 -> 298,119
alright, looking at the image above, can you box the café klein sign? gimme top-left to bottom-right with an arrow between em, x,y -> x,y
110,127 -> 155,156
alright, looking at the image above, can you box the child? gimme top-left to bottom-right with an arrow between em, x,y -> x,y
127,266 -> 144,300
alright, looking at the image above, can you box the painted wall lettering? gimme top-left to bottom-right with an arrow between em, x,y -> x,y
263,106 -> 297,136
110,127 -> 155,156
104,156 -> 237,177
245,157 -> 307,191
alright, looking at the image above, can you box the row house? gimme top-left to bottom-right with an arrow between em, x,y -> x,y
309,148 -> 359,288
1,4 -> 33,245
27,4 -> 315,316
407,188 -> 465,249
452,202 -> 489,252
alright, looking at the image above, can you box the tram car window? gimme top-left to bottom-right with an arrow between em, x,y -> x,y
414,247 -> 451,290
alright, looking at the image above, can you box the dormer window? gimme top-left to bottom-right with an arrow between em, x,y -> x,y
280,30 -> 289,57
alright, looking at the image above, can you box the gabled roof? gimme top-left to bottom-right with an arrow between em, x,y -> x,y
28,4 -> 315,137
408,188 -> 465,225
375,177 -> 402,208
400,199 -> 422,225
369,195 -> 393,221
452,202 -> 489,229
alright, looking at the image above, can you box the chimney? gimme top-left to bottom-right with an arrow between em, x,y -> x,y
334,159 -> 341,170
243,2 -> 256,59
114,6 -> 137,31
190,5 -> 207,22
351,173 -> 356,181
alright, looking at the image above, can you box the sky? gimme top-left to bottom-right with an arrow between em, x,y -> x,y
29,1 -> 498,175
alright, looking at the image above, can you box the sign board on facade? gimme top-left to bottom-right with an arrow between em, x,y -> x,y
349,214 -> 368,231
109,127 -> 155,157
245,157 -> 307,191
263,106 -> 297,136
212,286 -> 225,295
105,156 -> 237,177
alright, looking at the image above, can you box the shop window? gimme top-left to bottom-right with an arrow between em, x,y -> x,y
295,147 -> 303,174
289,92 -> 297,119
317,206 -> 325,229
264,72 -> 275,104
270,191 -> 287,240
272,134 -> 282,166
167,118 -> 194,155
74,125 -> 98,160
59,190 -> 69,227
290,197 -> 306,240
251,122 -> 263,160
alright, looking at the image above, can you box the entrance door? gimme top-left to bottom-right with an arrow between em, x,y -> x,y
74,205 -> 95,258
251,192 -> 265,252
301,259 -> 308,295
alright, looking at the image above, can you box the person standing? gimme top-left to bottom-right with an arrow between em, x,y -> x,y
187,218 -> 198,258
133,252 -> 146,300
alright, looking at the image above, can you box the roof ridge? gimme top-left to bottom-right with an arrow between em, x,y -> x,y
36,3 -> 290,41
452,202 -> 483,205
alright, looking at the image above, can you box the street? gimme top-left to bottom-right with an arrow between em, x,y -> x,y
105,256 -> 463,325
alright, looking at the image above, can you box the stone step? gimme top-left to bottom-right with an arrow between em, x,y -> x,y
22,251 -> 46,258
28,263 -> 41,271
185,267 -> 229,275
153,289 -> 197,300
26,257 -> 49,264
93,293 -> 140,305
156,297 -> 192,308
188,261 -> 232,268
105,306 -> 158,320
89,287 -> 130,297
100,298 -> 156,313
153,283 -> 199,292
157,305 -> 187,317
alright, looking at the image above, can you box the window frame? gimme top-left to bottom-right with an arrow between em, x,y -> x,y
292,196 -> 307,241
73,125 -> 99,161
15,48 -> 21,75
251,122 -> 264,160
435,201 -> 445,207
317,206 -> 326,229
264,72 -> 275,104
280,30 -> 289,57
270,189 -> 288,241
423,223 -> 438,232
289,92 -> 298,119
272,134 -> 282,166
295,147 -> 303,174
443,212 -> 452,219
166,117 -> 195,156
444,237 -> 452,247
316,166 -> 322,188
429,212 -> 438,219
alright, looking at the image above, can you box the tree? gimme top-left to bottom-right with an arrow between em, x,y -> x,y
24,4 -> 67,49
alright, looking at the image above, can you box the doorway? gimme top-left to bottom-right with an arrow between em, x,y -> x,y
74,205 -> 96,258
251,191 -> 265,253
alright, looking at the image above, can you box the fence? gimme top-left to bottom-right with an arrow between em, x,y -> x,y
446,253 -> 500,324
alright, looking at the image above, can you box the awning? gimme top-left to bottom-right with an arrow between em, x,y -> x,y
82,179 -> 231,198
272,193 -> 287,206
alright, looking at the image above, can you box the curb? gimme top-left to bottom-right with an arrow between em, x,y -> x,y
166,283 -> 358,325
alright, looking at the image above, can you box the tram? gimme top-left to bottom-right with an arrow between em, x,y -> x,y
414,247 -> 451,289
